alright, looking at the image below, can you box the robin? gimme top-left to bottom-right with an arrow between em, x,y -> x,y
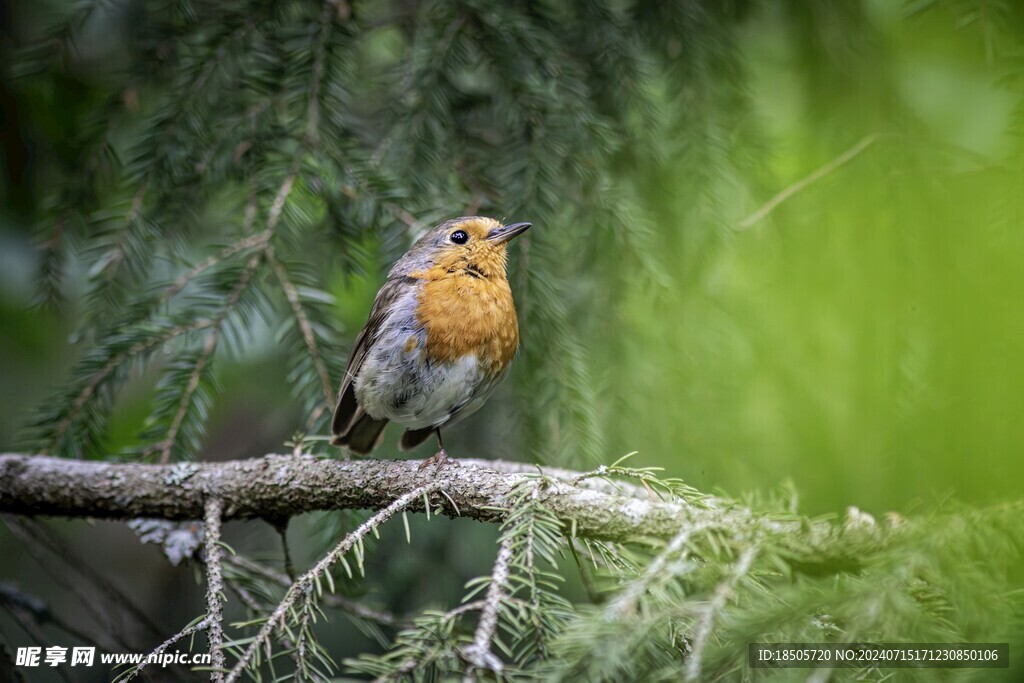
331,216 -> 531,466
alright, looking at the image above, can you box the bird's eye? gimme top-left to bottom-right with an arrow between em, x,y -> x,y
450,230 -> 469,245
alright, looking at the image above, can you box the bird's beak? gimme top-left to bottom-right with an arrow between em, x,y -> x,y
485,222 -> 532,243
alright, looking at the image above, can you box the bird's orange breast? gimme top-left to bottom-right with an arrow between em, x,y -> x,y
412,271 -> 519,371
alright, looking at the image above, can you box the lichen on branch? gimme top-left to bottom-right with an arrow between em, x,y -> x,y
1,453 -> 872,572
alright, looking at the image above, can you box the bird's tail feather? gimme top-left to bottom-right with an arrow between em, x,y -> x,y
336,412 -> 388,455
399,426 -> 435,451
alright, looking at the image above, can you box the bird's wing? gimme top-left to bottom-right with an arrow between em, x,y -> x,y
331,275 -> 415,441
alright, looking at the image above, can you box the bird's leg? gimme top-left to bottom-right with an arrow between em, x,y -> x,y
418,429 -> 451,470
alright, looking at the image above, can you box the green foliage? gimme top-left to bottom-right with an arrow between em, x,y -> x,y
346,480 -> 575,679
202,466 -> 1024,682
5,0 -> 1024,681
14,0 -> 725,465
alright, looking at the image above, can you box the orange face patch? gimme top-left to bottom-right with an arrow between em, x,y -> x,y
416,218 -> 511,280
452,217 -> 500,241
410,218 -> 521,369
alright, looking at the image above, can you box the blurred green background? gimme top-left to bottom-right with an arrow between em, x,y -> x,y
617,2 -> 1024,514
2,0 -> 1024,678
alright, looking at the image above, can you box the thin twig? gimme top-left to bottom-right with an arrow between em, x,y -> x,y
0,631 -> 29,683
224,555 -> 400,626
737,134 -> 879,229
227,581 -> 264,614
225,582 -> 299,653
389,205 -> 419,228
2,515 -> 163,649
2,606 -> 79,683
274,521 -> 297,582
203,498 -> 227,681
0,582 -> 116,653
524,485 -> 546,658
154,249 -> 263,463
119,617 -> 210,682
463,538 -> 513,681
195,97 -> 273,175
223,483 -> 442,683
156,329 -> 218,464
445,600 -> 486,620
567,538 -> 601,603
372,602 -> 488,683
305,0 -> 336,143
160,194 -> 261,302
93,185 -> 147,283
684,544 -> 759,682
50,317 -> 218,446
610,521 -> 713,618
266,246 -> 335,406
266,164 -> 300,234
304,402 -> 329,434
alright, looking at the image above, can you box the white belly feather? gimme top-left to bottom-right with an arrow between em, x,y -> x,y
353,289 -> 500,430
356,352 -> 484,429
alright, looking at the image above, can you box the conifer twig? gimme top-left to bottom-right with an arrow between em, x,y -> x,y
124,166 -> 293,461
226,580 -> 263,614
366,602 -> 489,683
266,246 -> 335,406
118,617 -> 210,682
611,521 -> 714,617
2,515 -> 163,649
737,134 -> 878,229
160,194 -> 260,302
50,317 -> 218,447
203,498 -> 227,681
463,538 -> 513,680
155,328 -> 218,464
149,21 -> 255,177
224,581 -> 300,655
305,0 -> 336,143
224,554 -> 400,626
153,249 -> 263,463
223,482 -> 442,683
266,165 -> 300,235
684,543 -> 759,682
93,185 -> 147,283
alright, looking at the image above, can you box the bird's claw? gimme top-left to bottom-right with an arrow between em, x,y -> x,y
419,449 -> 453,471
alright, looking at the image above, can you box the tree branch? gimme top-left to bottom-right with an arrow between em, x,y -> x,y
0,453 -> 875,571
202,498 -> 227,681
223,482 -> 440,683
